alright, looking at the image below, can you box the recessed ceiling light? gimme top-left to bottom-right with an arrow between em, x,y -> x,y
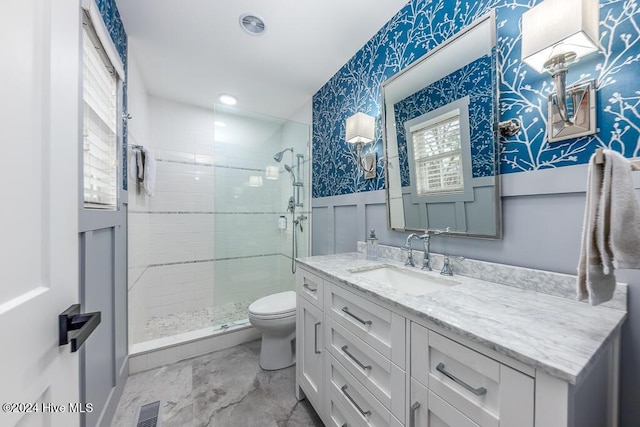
219,94 -> 237,105
239,13 -> 266,36
214,121 -> 227,127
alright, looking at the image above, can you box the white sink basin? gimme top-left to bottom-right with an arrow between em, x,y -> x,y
349,265 -> 460,296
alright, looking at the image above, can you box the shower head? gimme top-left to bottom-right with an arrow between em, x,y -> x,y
284,164 -> 292,172
273,147 -> 294,163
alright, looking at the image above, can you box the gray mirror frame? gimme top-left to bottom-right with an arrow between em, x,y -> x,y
381,11 -> 502,239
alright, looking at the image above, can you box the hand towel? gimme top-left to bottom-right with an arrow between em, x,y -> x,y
143,148 -> 156,197
577,149 -> 640,305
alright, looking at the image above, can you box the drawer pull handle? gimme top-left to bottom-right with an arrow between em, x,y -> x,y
341,385 -> 371,417
303,283 -> 317,293
410,401 -> 421,427
341,345 -> 371,371
342,307 -> 372,325
436,362 -> 487,396
314,322 -> 321,354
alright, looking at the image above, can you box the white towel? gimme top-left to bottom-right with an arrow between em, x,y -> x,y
143,148 -> 156,197
577,149 -> 640,305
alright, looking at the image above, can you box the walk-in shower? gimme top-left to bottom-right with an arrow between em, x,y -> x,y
127,104 -> 311,354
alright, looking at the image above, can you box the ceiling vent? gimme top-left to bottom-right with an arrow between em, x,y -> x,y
240,13 -> 266,36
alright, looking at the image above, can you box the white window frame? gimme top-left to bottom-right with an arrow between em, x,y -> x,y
80,1 -> 125,211
404,97 -> 474,204
410,108 -> 464,195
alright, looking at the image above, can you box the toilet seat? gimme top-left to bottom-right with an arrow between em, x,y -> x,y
248,291 -> 296,319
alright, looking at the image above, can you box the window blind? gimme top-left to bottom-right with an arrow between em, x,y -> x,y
411,114 -> 464,195
82,20 -> 117,209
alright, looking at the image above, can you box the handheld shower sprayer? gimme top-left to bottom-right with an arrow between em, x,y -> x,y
284,164 -> 298,183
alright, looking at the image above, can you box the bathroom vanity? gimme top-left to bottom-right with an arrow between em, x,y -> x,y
295,248 -> 626,427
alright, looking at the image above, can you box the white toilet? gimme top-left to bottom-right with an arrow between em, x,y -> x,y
248,291 -> 297,370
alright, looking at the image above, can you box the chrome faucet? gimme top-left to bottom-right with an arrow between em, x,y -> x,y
403,233 -> 432,270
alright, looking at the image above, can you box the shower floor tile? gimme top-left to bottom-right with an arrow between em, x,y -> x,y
142,299 -> 254,341
112,340 -> 323,427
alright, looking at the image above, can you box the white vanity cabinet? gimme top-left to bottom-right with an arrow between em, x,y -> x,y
296,263 -> 620,427
297,266 -> 406,426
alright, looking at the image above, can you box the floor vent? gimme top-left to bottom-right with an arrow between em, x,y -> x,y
135,401 -> 161,427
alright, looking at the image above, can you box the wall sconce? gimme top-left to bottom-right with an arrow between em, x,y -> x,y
345,112 -> 376,179
521,0 -> 599,142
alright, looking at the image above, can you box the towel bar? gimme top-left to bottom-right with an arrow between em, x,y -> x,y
595,148 -> 640,170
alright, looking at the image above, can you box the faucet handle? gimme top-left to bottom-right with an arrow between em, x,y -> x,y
440,255 -> 453,276
402,246 -> 415,267
440,255 -> 464,276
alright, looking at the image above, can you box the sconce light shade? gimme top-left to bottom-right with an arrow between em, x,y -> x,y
345,112 -> 375,144
521,0 -> 599,73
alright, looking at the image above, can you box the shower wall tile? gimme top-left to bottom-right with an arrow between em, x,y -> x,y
143,262 -> 215,319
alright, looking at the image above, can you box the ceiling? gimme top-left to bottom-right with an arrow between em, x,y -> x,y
115,0 -> 409,120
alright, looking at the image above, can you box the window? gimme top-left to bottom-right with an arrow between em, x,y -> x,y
410,109 -> 464,195
82,13 -> 118,209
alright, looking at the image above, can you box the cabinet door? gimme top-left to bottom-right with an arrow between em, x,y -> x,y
298,296 -> 324,414
410,378 -> 479,427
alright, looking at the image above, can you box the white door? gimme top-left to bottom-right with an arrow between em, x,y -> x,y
0,1 -> 82,426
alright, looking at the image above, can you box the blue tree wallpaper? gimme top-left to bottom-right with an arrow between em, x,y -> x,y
95,0 -> 128,190
394,54 -> 495,187
312,0 -> 640,198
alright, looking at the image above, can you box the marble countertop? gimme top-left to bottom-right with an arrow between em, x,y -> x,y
296,252 -> 627,385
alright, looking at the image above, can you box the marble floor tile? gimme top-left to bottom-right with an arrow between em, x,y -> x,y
112,340 -> 323,427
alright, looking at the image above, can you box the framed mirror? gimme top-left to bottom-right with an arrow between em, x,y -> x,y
381,11 -> 501,239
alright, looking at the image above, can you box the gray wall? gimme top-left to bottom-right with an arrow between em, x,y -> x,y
312,165 -> 640,426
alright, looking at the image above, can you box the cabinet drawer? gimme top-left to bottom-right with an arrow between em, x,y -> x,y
410,378 -> 479,427
326,353 -> 403,427
326,390 -> 361,427
326,282 -> 405,368
411,323 -> 534,427
326,317 -> 405,422
297,267 -> 324,309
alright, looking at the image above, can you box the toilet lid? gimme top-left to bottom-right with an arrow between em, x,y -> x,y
248,291 -> 296,316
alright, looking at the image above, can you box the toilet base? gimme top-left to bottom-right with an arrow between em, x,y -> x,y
258,331 -> 295,371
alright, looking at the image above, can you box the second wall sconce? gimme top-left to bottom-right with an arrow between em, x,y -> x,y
521,0 -> 599,142
346,112 -> 376,179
